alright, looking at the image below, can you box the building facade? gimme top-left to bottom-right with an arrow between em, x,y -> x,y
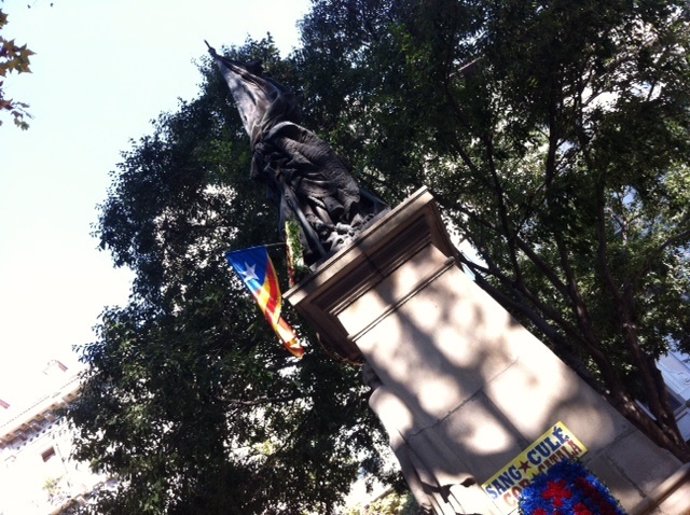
658,350 -> 690,441
0,361 -> 105,515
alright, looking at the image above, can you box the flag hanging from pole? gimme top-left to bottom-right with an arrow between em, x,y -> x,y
226,247 -> 304,358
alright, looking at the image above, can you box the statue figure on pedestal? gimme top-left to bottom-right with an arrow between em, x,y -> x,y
207,42 -> 387,266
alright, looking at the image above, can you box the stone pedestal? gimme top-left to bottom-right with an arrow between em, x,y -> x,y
285,187 -> 690,514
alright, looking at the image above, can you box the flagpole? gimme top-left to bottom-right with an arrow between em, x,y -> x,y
226,242 -> 286,255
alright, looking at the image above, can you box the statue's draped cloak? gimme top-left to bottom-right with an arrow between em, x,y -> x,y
252,122 -> 361,226
210,46 -> 386,265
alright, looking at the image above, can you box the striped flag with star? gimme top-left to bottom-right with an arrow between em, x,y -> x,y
226,246 -> 304,358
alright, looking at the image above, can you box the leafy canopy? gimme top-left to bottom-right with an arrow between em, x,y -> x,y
0,7 -> 34,129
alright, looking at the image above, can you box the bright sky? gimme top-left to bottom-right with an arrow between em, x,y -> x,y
0,0 -> 311,400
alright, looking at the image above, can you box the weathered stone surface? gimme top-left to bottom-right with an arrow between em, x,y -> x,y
606,429 -> 679,496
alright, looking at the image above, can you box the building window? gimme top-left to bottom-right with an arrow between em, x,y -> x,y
41,447 -> 56,462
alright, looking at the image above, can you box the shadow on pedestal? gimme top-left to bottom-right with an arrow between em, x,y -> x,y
286,187 -> 690,515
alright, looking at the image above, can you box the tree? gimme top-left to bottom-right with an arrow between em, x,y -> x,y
297,0 -> 690,459
69,38 -> 397,514
0,7 -> 34,129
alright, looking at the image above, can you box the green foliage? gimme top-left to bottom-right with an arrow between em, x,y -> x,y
346,490 -> 419,515
0,7 -> 34,129
286,219 -> 309,285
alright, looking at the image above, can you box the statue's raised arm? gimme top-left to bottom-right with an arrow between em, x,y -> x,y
208,42 -> 387,267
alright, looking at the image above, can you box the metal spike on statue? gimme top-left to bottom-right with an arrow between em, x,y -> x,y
206,41 -> 388,268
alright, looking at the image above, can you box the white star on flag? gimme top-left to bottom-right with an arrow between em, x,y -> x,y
241,262 -> 259,282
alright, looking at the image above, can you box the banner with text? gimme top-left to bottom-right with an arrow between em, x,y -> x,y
481,421 -> 587,513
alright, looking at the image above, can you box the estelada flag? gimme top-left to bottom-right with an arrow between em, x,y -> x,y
226,247 -> 304,358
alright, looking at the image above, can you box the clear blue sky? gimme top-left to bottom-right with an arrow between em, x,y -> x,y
0,0 -> 310,397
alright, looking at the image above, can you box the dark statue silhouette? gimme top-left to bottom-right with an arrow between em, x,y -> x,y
207,42 -> 387,266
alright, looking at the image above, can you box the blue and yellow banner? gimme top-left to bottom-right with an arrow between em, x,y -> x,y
481,421 -> 587,513
226,247 -> 304,358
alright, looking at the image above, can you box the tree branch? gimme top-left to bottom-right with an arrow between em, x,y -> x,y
227,394 -> 304,407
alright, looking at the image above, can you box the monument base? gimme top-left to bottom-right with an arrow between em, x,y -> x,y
286,187 -> 690,514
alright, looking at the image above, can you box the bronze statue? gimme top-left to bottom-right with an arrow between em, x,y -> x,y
207,42 -> 387,266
